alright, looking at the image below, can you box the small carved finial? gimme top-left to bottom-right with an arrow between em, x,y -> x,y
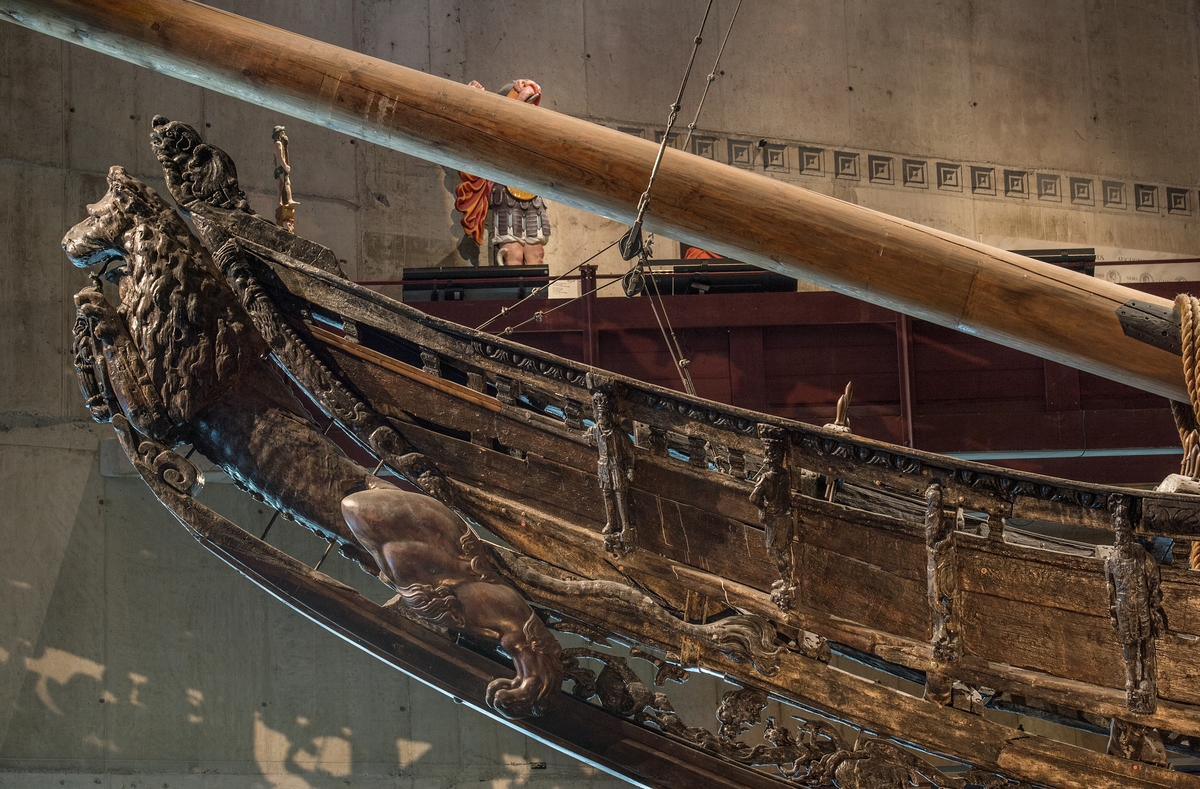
825,381 -> 853,433
273,125 -> 298,232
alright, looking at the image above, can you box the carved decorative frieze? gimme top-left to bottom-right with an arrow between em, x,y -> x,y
563,647 -> 1027,788
471,340 -> 588,386
602,118 -> 1194,221
497,550 -> 781,675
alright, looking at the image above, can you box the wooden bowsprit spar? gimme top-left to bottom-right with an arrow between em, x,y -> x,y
1,0 -> 1190,402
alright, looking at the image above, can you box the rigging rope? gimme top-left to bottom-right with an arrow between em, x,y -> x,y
476,238 -> 620,331
681,0 -> 743,151
621,0 -> 715,260
492,269 -> 627,335
1170,293 -> 1200,569
617,0 -> 740,395
483,0 -> 740,400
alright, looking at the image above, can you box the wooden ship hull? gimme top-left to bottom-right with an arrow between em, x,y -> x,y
178,190 -> 1200,789
8,1 -> 1200,787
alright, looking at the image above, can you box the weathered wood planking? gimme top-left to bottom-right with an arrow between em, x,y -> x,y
271,251 -> 1200,540
387,404 -> 1200,703
319,339 -> 598,473
453,474 -> 1200,737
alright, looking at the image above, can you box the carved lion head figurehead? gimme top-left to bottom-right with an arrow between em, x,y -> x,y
63,165 -> 260,424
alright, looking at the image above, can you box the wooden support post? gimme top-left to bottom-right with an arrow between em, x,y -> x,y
1107,718 -> 1168,766
580,264 -> 598,368
925,481 -> 961,705
895,314 -> 915,448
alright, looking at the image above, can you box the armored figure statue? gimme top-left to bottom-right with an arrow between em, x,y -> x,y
1105,494 -> 1167,714
455,79 -> 552,266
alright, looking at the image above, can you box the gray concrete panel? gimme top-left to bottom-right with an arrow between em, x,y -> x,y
0,23 -> 64,168
0,161 -> 70,418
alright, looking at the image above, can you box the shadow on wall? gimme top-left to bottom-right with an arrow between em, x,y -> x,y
0,464 -> 607,787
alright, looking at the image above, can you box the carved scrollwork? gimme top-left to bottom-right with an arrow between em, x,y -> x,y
494,550 -> 782,675
215,240 -> 375,432
563,647 -> 1024,787
1142,499 -> 1200,536
72,306 -> 118,423
812,435 -> 923,476
626,390 -> 758,435
471,340 -> 588,385
111,414 -> 204,497
150,115 -> 252,213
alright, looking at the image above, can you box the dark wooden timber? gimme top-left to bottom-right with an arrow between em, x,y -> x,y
108,415 -> 791,789
1,0 -> 1191,402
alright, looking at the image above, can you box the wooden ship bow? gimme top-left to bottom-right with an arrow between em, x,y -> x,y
9,1 -> 1200,786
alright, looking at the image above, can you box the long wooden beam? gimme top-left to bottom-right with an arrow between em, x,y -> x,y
1,0 -> 1189,401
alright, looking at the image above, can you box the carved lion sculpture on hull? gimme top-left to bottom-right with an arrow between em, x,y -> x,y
64,164 -> 562,718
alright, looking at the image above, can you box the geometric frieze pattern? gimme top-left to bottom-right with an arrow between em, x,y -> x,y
971,166 -> 995,195
936,162 -> 961,191
1071,177 -> 1094,205
835,151 -> 860,180
765,143 -> 791,173
1037,173 -> 1060,202
607,121 -> 1197,219
1005,170 -> 1028,198
869,155 -> 893,184
903,159 -> 927,188
691,136 -> 717,160
1135,184 -> 1158,212
1168,187 -> 1191,215
1103,180 -> 1126,209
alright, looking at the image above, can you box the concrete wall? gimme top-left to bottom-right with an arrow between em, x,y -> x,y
2,1 -> 1198,786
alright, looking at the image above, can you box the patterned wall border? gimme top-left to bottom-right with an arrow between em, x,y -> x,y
609,123 -> 1197,220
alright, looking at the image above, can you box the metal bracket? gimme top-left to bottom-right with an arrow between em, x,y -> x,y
1117,300 -> 1181,355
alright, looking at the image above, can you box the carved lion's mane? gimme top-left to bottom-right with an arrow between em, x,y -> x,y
104,170 -> 260,424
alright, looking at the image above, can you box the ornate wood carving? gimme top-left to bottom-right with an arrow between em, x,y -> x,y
1106,494 -> 1168,715
495,550 -> 781,675
925,481 -> 961,706
750,424 -> 796,610
417,348 -> 441,378
635,422 -> 668,457
64,162 -> 562,719
587,373 -> 637,555
561,646 -> 1030,788
1108,718 -> 1169,766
